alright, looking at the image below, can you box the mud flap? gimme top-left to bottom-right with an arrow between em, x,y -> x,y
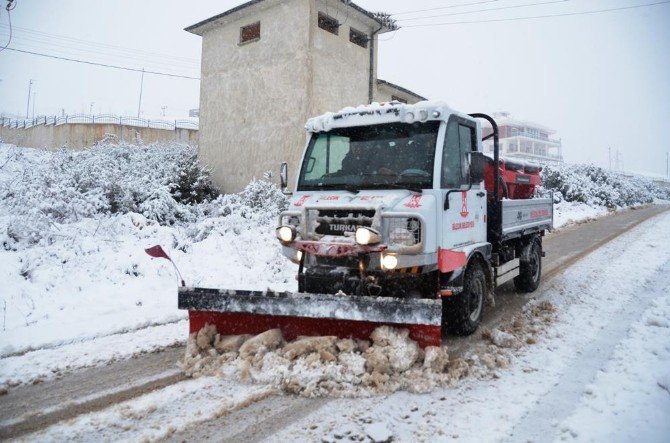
178,287 -> 443,348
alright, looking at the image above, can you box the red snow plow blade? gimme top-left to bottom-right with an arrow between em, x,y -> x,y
178,287 -> 443,348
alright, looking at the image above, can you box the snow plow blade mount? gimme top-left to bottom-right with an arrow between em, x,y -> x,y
178,287 -> 442,348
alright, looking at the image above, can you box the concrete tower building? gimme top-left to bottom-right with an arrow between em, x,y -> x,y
186,0 -> 425,192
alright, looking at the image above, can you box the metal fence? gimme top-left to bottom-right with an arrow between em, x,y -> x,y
0,114 -> 199,131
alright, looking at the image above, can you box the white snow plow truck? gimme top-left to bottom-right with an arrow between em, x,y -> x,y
178,101 -> 553,347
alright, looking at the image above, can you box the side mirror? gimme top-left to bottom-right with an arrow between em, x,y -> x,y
279,162 -> 290,194
469,152 -> 486,183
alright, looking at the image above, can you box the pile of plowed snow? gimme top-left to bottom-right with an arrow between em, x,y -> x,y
180,326 -> 467,397
180,300 -> 558,397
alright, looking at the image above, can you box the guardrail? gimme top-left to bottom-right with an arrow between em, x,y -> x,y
0,114 -> 199,131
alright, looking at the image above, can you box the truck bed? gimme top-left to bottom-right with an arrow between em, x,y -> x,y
501,197 -> 553,239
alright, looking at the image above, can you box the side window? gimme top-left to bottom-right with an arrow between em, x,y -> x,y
441,120 -> 461,188
459,124 -> 475,183
441,119 -> 475,188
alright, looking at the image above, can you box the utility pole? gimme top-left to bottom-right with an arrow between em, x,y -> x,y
161,105 -> 167,117
89,102 -> 95,114
26,79 -> 33,118
31,91 -> 35,118
137,68 -> 145,118
666,152 -> 669,178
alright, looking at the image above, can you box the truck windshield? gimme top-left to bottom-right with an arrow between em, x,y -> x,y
297,121 -> 440,191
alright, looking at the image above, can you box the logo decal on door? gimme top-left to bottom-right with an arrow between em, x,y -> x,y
460,191 -> 469,218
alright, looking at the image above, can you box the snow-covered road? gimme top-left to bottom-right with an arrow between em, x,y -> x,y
8,207 -> 669,442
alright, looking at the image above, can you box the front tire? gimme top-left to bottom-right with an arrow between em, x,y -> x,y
514,238 -> 542,292
444,262 -> 487,335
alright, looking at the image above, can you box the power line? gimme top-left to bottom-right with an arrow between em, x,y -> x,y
1,34 -> 199,71
400,1 -> 670,27
0,23 -> 199,64
0,31 -> 199,69
0,0 -> 15,53
391,0 -> 500,17
4,47 -> 201,80
396,0 -> 570,22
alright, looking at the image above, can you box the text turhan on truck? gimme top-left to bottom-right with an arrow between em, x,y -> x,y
178,101 -> 553,347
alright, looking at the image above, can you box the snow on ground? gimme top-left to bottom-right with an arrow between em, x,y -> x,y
267,210 -> 670,442
552,200 -> 609,229
559,292 -> 670,442
17,377 -> 276,442
1,142 -> 667,390
0,142 -> 293,387
21,211 -> 670,442
0,321 -> 186,388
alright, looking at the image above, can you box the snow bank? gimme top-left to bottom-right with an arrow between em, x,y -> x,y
540,162 -> 670,208
0,143 -> 292,370
534,162 -> 670,228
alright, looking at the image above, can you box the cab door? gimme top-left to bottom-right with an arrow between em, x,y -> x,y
440,117 -> 487,250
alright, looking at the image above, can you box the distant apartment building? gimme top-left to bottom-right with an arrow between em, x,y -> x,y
482,112 -> 563,163
186,0 -> 426,192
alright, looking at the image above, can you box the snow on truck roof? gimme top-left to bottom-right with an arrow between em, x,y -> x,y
304,101 -> 474,133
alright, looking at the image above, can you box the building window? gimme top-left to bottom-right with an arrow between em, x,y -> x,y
391,95 -> 407,104
239,22 -> 260,44
318,12 -> 339,35
349,27 -> 368,48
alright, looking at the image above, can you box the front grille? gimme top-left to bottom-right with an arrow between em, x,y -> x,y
311,209 -> 375,237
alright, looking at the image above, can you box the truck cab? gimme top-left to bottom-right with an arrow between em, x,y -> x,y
276,101 -> 552,335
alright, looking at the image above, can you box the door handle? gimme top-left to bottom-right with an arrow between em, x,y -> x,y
476,192 -> 485,197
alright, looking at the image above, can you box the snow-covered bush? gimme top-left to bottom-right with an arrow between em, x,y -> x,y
539,163 -> 669,208
0,143 -> 288,246
0,142 -> 216,224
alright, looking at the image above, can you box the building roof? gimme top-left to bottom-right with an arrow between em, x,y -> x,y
376,79 -> 427,102
185,0 -> 391,36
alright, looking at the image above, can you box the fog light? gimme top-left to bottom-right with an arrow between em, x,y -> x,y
355,227 -> 380,245
404,111 -> 415,123
381,254 -> 398,270
276,226 -> 295,242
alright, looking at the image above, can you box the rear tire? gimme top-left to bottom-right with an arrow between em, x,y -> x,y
514,238 -> 542,292
444,261 -> 487,336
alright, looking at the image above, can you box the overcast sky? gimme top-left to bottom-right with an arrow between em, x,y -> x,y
1,0 -> 669,175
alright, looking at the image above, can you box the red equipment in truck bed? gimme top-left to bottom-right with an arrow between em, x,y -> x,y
484,156 -> 542,200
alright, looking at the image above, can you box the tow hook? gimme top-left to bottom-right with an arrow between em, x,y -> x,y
365,275 -> 382,296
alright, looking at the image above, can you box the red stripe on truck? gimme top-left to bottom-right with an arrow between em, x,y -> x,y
438,248 -> 467,273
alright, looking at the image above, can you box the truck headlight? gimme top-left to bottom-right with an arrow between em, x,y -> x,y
276,226 -> 296,242
381,254 -> 398,270
355,227 -> 380,245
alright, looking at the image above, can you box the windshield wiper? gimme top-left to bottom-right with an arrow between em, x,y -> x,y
365,183 -> 423,194
344,184 -> 360,194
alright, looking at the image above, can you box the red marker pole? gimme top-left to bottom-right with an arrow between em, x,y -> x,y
145,245 -> 186,287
